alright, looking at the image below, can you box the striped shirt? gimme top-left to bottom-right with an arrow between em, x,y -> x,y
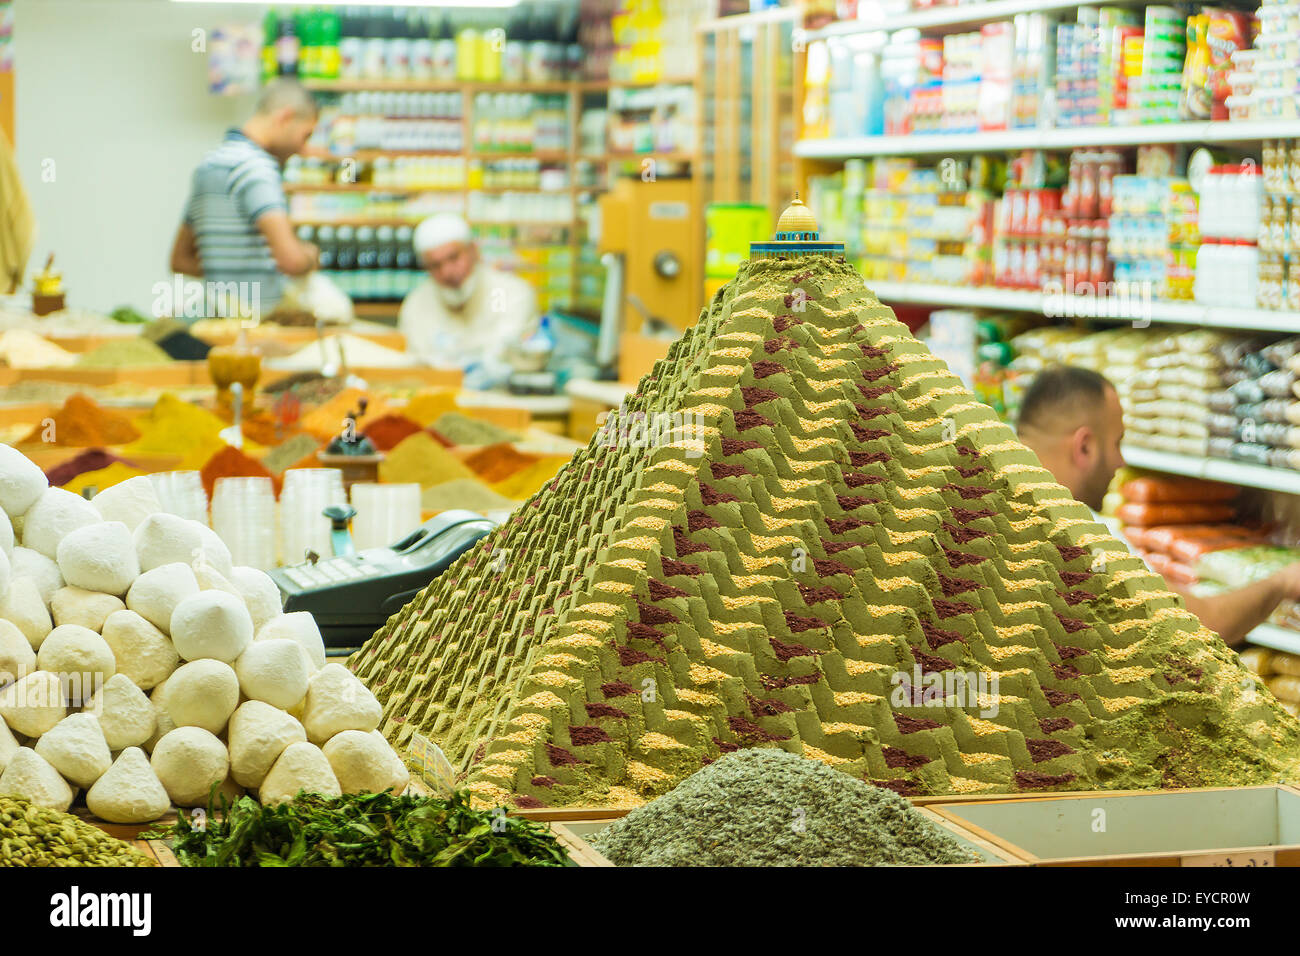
183,129 -> 287,313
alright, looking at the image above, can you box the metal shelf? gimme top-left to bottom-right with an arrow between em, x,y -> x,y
799,0 -> 1148,41
1246,623 -> 1300,656
797,119 -> 1300,159
866,280 -> 1300,333
1121,446 -> 1300,496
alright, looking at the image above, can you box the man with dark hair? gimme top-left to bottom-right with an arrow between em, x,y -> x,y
1018,364 -> 1300,647
168,78 -> 321,317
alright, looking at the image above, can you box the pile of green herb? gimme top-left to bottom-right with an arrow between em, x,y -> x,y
154,791 -> 570,867
589,749 -> 979,867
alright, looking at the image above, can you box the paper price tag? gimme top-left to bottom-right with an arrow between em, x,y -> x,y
407,732 -> 456,796
1182,850 -> 1275,867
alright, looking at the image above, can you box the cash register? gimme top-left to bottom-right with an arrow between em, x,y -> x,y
268,509 -> 497,651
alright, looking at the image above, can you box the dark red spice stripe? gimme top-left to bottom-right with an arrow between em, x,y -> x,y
857,405 -> 892,420
784,610 -> 826,633
569,725 -> 613,746
826,516 -> 871,534
647,579 -> 687,601
1015,771 -> 1077,790
871,778 -> 923,797
1060,589 -> 1096,606
699,482 -> 738,505
747,692 -> 794,717
798,583 -> 841,605
672,526 -> 708,555
741,385 -> 780,407
1059,570 -> 1093,587
915,650 -> 955,674
944,483 -> 993,500
610,640 -> 664,667
764,337 -> 796,354
813,557 -> 854,577
862,362 -> 900,382
734,408 -> 774,431
850,423 -> 890,444
937,572 -> 979,596
711,462 -> 750,479
514,795 -> 546,808
770,636 -> 818,661
546,744 -> 578,767
821,539 -> 860,554
782,293 -> 808,308
858,384 -> 895,399
836,494 -> 879,511
942,546 -> 987,568
954,464 -> 987,478
861,344 -> 892,358
752,360 -> 785,379
1054,643 -> 1089,660
713,737 -> 741,753
894,714 -> 941,734
843,472 -> 886,488
760,672 -> 821,689
848,450 -> 889,466
1054,612 -> 1088,633
688,510 -> 720,533
1038,716 -> 1075,734
1050,662 -> 1082,680
626,622 -> 668,652
727,716 -> 790,742
1044,689 -> 1081,707
1056,543 -> 1089,562
637,599 -> 678,625
883,746 -> 931,770
531,776 -> 558,788
932,598 -> 976,618
772,314 -> 803,332
585,702 -> 629,720
661,558 -> 703,577
721,438 -> 760,456
956,445 -> 978,457
921,620 -> 965,649
950,507 -> 995,524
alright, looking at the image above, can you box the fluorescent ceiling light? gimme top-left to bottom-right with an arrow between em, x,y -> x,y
170,1 -> 521,7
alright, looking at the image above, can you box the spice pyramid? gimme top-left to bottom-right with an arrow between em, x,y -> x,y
351,255 -> 1300,809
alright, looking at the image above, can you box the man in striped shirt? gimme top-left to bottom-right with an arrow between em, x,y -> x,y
168,79 -> 319,320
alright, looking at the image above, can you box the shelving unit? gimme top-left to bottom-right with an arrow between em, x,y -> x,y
864,280 -> 1300,332
798,0 -> 1151,41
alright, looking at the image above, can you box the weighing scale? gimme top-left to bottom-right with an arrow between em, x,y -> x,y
268,509 -> 498,651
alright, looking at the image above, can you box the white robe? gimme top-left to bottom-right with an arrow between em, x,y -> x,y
397,265 -> 538,371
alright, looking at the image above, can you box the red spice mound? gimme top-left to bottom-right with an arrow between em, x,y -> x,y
201,445 -> 280,499
463,442 -> 539,483
362,414 -> 423,452
22,394 -> 140,447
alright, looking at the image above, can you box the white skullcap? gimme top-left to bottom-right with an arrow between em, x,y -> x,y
413,213 -> 473,255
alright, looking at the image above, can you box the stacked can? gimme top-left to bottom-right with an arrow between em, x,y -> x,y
1135,6 -> 1185,123
1055,11 -> 1101,127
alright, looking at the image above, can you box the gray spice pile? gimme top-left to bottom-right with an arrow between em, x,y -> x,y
589,749 -> 978,867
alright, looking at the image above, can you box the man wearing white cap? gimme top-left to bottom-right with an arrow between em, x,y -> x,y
398,213 -> 538,380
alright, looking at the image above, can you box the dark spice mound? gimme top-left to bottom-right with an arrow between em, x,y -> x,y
589,749 -> 978,867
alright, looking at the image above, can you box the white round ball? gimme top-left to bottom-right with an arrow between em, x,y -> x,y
0,444 -> 48,517
229,567 -> 283,633
165,659 -> 239,735
125,562 -> 199,634
192,522 -> 234,580
34,712 -> 112,788
170,590 -> 253,664
88,475 -> 163,532
151,726 -> 229,807
323,729 -> 403,795
100,610 -> 178,691
50,586 -> 125,633
0,577 -> 52,649
35,624 -> 116,701
21,487 -> 102,560
0,508 -> 13,557
10,547 -> 64,606
0,619 -> 35,688
256,611 -> 325,672
56,521 -> 140,597
133,513 -> 204,573
234,639 -> 309,710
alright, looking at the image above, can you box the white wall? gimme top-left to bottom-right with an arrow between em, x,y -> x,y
14,0 -> 261,313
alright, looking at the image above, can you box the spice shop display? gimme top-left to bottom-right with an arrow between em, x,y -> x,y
350,204 -> 1300,811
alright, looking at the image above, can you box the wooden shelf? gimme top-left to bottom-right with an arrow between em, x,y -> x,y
287,182 -> 572,194
303,79 -> 579,94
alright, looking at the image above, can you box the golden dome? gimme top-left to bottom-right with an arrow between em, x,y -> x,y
776,195 -> 819,235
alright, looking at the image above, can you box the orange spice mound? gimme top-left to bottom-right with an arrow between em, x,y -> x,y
21,394 -> 141,447
201,444 -> 280,498
463,442 -> 540,483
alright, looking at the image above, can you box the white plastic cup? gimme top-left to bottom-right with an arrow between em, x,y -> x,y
350,482 -> 421,551
150,471 -> 209,524
212,476 -> 277,570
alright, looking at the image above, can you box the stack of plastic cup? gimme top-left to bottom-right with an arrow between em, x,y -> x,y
149,471 -> 209,524
212,477 -> 277,570
350,483 -> 421,551
278,468 -> 347,566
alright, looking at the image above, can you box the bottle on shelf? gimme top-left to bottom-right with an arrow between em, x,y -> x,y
411,11 -> 434,82
386,7 -> 411,82
362,9 -> 386,82
433,16 -> 457,83
457,19 -> 481,82
275,11 -> 300,77
339,5 -> 364,81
